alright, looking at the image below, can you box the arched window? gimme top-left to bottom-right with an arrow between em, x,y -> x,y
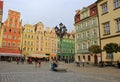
9,29 -> 11,32
8,42 -> 11,47
88,55 -> 91,61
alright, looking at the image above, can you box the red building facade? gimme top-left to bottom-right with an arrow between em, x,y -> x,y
0,10 -> 22,60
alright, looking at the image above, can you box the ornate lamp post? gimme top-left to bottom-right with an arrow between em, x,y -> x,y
55,23 -> 67,61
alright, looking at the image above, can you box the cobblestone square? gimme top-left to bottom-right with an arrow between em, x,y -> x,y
0,61 -> 120,82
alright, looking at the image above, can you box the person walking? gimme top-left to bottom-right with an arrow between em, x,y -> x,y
38,60 -> 41,68
35,57 -> 38,68
17,57 -> 20,64
82,58 -> 85,67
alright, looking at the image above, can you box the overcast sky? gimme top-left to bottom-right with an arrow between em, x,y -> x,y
2,0 -> 97,32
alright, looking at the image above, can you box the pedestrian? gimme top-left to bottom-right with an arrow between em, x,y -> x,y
21,58 -> 24,64
82,58 -> 85,67
38,60 -> 41,68
17,57 -> 20,64
76,59 -> 80,67
35,57 -> 38,68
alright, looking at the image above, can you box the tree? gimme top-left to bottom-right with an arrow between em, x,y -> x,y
88,45 -> 102,55
103,43 -> 119,66
103,43 -> 119,53
88,45 -> 102,65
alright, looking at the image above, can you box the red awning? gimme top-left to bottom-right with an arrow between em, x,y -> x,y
0,53 -> 21,57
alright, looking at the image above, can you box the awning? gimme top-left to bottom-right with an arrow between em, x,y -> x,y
0,53 -> 21,57
28,54 -> 49,58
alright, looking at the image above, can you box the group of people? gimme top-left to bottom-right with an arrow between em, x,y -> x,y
17,57 -> 25,64
76,58 -> 85,67
35,58 -> 41,68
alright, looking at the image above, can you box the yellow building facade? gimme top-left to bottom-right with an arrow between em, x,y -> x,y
34,22 -> 57,59
22,24 -> 36,58
50,28 -> 57,59
97,0 -> 120,62
35,22 -> 45,55
44,27 -> 51,54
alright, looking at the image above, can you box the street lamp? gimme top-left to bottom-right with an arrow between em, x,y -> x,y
54,23 -> 67,61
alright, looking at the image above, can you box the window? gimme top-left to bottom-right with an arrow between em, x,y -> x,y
2,42 -> 6,46
87,31 -> 90,37
8,35 -> 12,39
82,32 -> 85,38
115,18 -> 120,32
114,0 -> 120,8
3,35 -> 6,38
15,19 -> 17,23
28,35 -> 30,38
106,53 -> 113,59
93,29 -> 97,36
83,43 -> 86,49
13,36 -> 16,40
18,31 -> 20,34
94,41 -> 97,45
78,56 -> 80,61
36,48 -> 38,51
8,42 -> 11,47
87,42 -> 90,48
31,42 -> 33,45
18,36 -> 20,40
12,43 -> 16,47
103,22 -> 110,35
31,48 -> 33,51
31,35 -> 33,39
37,36 -> 39,39
88,55 -> 91,61
24,41 -> 26,45
9,29 -> 11,32
101,2 -> 108,14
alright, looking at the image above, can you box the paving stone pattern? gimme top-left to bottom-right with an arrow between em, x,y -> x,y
0,61 -> 120,82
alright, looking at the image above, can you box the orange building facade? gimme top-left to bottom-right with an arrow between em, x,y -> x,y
0,10 -> 22,61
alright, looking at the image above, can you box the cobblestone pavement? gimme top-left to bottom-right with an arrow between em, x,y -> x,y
0,61 -> 120,82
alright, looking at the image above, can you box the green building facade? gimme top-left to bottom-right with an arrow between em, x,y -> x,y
57,32 -> 75,62
74,3 -> 100,64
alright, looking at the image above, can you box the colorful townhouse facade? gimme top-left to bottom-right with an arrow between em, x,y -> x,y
97,0 -> 120,62
34,22 -> 45,56
57,31 -> 75,62
44,27 -> 51,55
0,10 -> 22,61
23,22 -> 57,60
49,28 -> 57,60
74,2 -> 100,64
22,24 -> 36,58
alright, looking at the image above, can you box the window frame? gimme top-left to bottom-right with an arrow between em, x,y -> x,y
114,0 -> 120,9
103,22 -> 110,35
101,2 -> 108,14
